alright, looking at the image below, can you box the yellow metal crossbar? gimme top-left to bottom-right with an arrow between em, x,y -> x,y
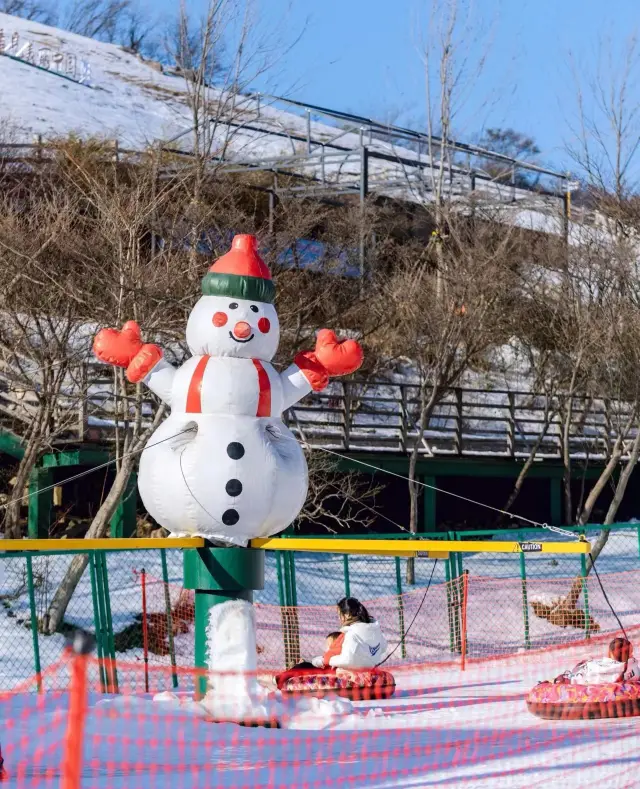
0,537 -> 205,552
251,537 -> 590,556
0,536 -> 589,556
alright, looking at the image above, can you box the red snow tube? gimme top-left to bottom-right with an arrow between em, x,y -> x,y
527,680 -> 640,720
277,667 -> 396,701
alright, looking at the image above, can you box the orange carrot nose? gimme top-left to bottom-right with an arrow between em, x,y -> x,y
233,321 -> 252,339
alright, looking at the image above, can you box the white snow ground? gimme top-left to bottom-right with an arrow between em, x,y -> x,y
3,640 -> 640,789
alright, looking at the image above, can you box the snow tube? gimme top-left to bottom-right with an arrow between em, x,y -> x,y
277,667 -> 396,700
527,680 -> 640,720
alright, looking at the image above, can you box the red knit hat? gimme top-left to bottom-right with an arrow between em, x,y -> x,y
201,235 -> 275,304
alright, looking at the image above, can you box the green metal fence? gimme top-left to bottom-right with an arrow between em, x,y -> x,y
1,523 -> 639,689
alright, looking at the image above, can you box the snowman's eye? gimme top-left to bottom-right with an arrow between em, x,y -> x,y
250,305 -> 259,313
229,302 -> 238,309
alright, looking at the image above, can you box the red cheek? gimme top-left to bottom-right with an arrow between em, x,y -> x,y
258,317 -> 271,334
212,312 -> 228,327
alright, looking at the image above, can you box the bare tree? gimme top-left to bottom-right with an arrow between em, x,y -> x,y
370,216 -> 515,582
0,187 -> 87,538
41,146 -> 185,634
64,0 -> 131,42
0,0 -> 55,24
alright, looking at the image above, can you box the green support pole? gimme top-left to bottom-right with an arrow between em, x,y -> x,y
99,553 -> 119,693
580,553 -> 591,640
423,476 -> 436,532
27,467 -> 54,539
183,547 -> 264,697
276,551 -> 286,607
343,555 -> 351,597
89,554 -> 106,692
286,552 -> 300,665
110,472 -> 137,538
160,549 -> 179,689
394,557 -> 407,659
448,531 -> 461,653
444,560 -> 455,653
550,477 -> 562,525
94,552 -> 113,690
288,553 -> 298,607
25,556 -> 42,692
519,553 -> 531,650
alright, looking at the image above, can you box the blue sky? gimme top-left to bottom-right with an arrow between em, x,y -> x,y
156,0 -> 640,174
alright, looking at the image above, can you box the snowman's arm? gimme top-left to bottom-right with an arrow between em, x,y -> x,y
279,352 -> 329,412
141,358 -> 176,406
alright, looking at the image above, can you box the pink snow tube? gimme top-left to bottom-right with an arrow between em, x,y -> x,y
527,680 -> 640,720
278,667 -> 396,701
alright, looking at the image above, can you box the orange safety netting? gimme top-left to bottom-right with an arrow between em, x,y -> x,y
135,568 -> 640,671
3,631 -> 640,789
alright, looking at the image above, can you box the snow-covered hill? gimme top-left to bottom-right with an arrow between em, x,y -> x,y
0,12 -> 575,241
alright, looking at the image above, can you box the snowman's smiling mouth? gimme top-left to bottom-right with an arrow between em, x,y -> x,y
229,331 -> 254,343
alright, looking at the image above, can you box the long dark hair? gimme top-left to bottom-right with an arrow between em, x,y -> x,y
337,597 -> 373,624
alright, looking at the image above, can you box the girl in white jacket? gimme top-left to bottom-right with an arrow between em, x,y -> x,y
312,597 -> 388,670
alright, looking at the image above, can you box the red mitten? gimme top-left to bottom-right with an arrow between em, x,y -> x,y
93,321 -> 143,367
314,329 -> 363,376
126,344 -> 163,383
294,351 -> 329,392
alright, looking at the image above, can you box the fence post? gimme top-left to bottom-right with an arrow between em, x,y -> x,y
93,553 -> 113,691
444,560 -> 455,653
286,553 -> 300,664
61,633 -> 94,789
160,549 -> 179,689
98,553 -> 118,693
342,381 -> 351,452
343,555 -> 351,597
25,556 -> 42,692
448,532 -> 462,653
88,554 -> 106,692
454,388 -> 463,455
394,557 -> 407,659
506,392 -> 515,457
460,571 -> 469,671
141,568 -> 150,693
276,551 -> 293,667
27,467 -> 53,539
519,553 -> 531,650
580,553 -> 591,640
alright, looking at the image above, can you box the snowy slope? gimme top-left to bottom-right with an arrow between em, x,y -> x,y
0,13 -> 574,238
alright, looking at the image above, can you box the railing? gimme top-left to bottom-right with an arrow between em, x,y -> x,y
0,366 -> 637,460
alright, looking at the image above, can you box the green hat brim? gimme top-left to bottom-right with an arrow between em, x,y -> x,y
201,272 -> 275,304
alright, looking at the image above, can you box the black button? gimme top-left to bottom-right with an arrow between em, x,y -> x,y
225,479 -> 242,496
226,442 -> 244,459
222,508 -> 239,525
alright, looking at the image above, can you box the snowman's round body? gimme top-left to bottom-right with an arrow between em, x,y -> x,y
139,356 -> 308,545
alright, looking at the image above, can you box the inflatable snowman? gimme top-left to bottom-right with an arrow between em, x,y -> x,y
93,235 -> 363,545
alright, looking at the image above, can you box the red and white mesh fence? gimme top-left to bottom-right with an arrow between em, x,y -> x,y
3,629 -> 640,789
136,568 -> 640,670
